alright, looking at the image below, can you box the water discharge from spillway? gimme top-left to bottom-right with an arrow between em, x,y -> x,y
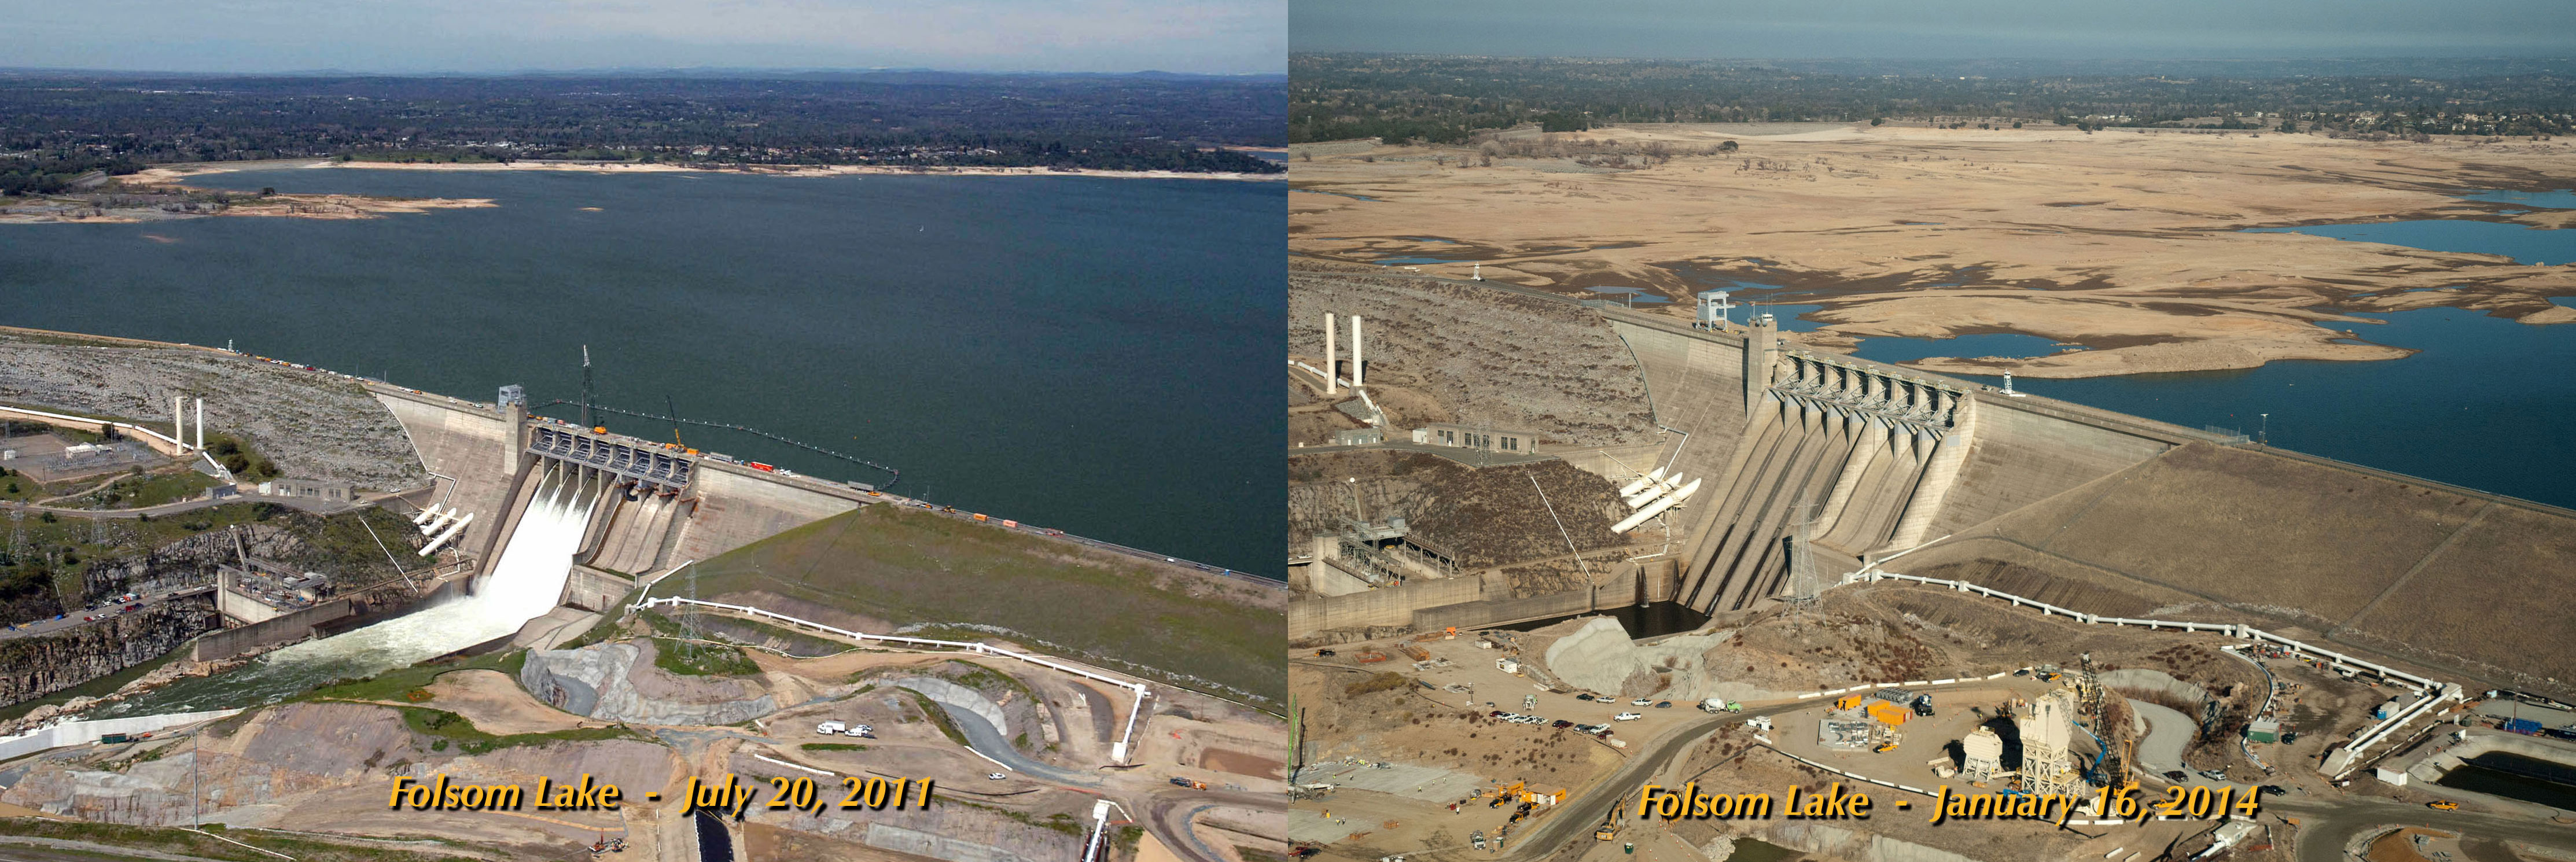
90,465 -> 600,718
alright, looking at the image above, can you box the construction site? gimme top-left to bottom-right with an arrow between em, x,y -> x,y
1285,263 -> 2576,862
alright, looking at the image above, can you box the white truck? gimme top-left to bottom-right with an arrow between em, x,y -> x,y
1699,698 -> 1743,714
816,721 -> 848,735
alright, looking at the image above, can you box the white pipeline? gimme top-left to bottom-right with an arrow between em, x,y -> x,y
1622,473 -> 1683,509
419,511 -> 474,556
1611,477 -> 1702,533
421,507 -> 461,536
193,398 -> 203,452
1615,466 -> 1668,498
1324,312 -> 1337,396
1351,315 -> 1364,387
411,503 -> 443,526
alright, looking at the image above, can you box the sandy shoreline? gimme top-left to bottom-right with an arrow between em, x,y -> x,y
151,158 -> 1285,182
0,157 -> 1279,225
1289,124 -> 2576,378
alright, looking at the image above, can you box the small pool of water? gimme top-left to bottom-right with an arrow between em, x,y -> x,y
2437,752 -> 2576,811
1588,286 -> 1672,304
1497,601 -> 1710,638
2244,220 -> 2576,265
1375,256 -> 1467,266
1852,333 -> 2079,364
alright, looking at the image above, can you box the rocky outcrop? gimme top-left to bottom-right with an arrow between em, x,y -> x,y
0,597 -> 219,706
520,639 -> 776,727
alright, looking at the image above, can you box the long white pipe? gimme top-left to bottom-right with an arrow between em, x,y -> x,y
411,503 -> 443,525
174,396 -> 185,451
1324,312 -> 1337,395
193,399 -> 203,452
1617,466 -> 1668,498
1624,473 -> 1683,509
1613,478 -> 1703,533
418,512 -> 473,556
1112,687 -> 1151,763
421,507 -> 461,536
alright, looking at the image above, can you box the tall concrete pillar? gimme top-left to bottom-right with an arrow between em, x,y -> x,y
193,399 -> 203,452
1743,314 -> 1778,415
1324,312 -> 1337,394
1351,315 -> 1365,387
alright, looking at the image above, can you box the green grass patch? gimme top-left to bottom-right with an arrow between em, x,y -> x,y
649,638 -> 760,676
92,469 -> 219,509
1238,848 -> 1289,862
906,690 -> 970,747
647,504 -> 1285,706
391,705 -> 647,756
946,659 -> 1032,697
800,742 -> 870,752
0,816 -> 496,862
301,649 -> 522,703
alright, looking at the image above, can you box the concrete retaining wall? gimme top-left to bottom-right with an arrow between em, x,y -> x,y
1928,397 -> 2178,537
668,465 -> 864,563
561,565 -> 636,614
1290,560 -> 1680,638
371,388 -> 521,564
191,598 -> 353,662
0,709 -> 241,763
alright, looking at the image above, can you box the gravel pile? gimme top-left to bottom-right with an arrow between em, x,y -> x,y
0,332 -> 426,491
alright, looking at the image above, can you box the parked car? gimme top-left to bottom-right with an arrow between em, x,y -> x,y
2163,771 -> 2188,782
1552,720 -> 1574,728
1614,712 -> 1643,721
1631,698 -> 1653,706
987,773 -> 1008,780
2259,784 -> 2290,797
1654,701 -> 1672,709
1575,694 -> 1594,701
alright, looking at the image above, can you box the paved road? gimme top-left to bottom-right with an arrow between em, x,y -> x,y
0,492 -> 359,520
1148,789 -> 1279,862
2272,795 -> 2576,862
0,585 -> 215,640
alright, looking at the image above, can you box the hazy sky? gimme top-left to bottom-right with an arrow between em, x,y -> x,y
1294,0 -> 2576,59
1,0 -> 1285,75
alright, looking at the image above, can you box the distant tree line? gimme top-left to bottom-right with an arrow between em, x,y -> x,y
1291,54 -> 2576,143
0,153 -> 144,196
0,72 -> 1286,186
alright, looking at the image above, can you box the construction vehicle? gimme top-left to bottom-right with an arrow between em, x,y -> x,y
1874,742 -> 1898,753
1594,811 -> 1620,841
1700,698 -> 1743,713
2428,800 -> 2459,811
1471,831 -> 1486,851
1169,777 -> 1209,790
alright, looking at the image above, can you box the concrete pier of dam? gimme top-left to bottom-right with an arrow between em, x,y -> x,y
1289,282 -> 2576,701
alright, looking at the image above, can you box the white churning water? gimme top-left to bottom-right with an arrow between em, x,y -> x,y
92,465 -> 601,717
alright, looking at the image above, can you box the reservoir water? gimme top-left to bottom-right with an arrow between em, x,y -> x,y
1845,194 -> 2576,510
0,167 -> 1286,577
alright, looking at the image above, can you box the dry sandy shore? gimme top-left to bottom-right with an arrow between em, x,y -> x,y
0,157 -> 1279,226
1291,125 -> 2576,377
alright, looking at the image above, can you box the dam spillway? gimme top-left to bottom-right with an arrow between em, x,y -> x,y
91,464 -> 603,717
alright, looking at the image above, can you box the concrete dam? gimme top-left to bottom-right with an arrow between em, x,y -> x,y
1293,291 -> 2576,701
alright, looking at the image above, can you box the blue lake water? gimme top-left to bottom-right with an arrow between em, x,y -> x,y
1853,333 -> 2077,364
1946,304 -> 2576,507
2244,220 -> 2575,264
1,168 -> 1286,576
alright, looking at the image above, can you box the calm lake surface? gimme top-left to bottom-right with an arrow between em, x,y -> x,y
1,168 -> 1286,576
1705,191 -> 2576,509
